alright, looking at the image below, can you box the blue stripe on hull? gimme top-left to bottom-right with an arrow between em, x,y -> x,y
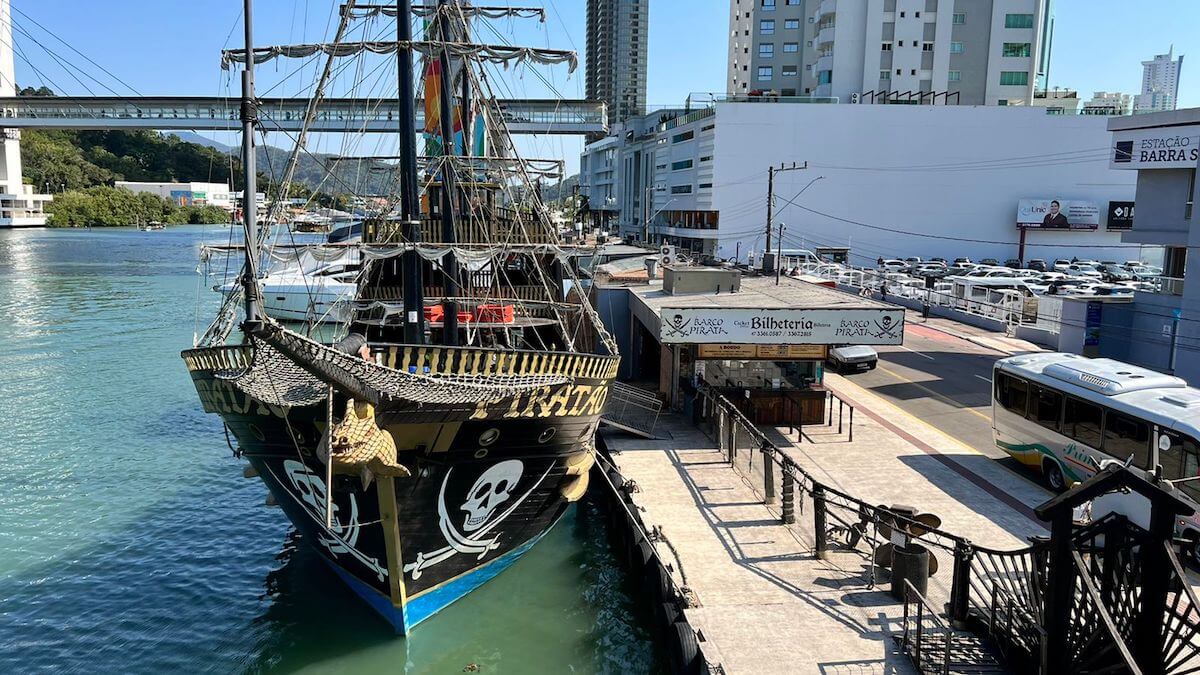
317,514 -> 564,634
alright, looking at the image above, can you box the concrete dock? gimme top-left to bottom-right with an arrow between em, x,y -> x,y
600,372 -> 1059,674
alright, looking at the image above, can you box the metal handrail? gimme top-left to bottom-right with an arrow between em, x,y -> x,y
901,579 -> 953,674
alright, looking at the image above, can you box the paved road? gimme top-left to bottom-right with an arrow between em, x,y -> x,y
841,320 -> 1050,488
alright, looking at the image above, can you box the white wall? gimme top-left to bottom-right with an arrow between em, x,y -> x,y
710,102 -> 1139,265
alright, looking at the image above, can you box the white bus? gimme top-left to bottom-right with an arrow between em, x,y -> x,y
992,353 -> 1200,554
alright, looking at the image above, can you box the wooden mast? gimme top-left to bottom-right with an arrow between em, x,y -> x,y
397,0 -> 425,345
240,0 -> 262,328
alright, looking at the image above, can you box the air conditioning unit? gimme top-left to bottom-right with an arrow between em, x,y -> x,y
659,245 -> 678,267
850,93 -> 861,103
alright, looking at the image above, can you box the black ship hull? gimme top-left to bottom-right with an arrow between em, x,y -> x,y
183,344 -> 616,633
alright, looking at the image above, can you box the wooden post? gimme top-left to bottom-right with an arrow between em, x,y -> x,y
1043,512 -> 1076,673
781,471 -> 795,524
1134,507 -> 1175,675
813,484 -> 828,559
762,442 -> 776,502
949,539 -> 973,628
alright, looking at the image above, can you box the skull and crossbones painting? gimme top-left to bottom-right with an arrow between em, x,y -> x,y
404,459 -> 552,580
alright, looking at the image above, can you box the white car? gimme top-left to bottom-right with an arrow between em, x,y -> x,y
827,345 -> 878,373
1065,264 -> 1104,279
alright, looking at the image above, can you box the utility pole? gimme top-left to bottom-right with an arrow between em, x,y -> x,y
643,184 -> 651,244
775,222 -> 785,285
765,162 -> 807,267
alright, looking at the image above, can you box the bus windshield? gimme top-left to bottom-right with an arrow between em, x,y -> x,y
1159,432 -> 1200,502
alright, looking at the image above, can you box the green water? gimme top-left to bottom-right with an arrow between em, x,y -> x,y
0,226 -> 658,673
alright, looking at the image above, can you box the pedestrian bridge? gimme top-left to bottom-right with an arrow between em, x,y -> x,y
0,96 -> 605,136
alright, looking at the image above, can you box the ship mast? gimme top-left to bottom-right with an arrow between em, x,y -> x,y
434,0 -> 460,346
239,0 -> 262,329
396,0 -> 425,344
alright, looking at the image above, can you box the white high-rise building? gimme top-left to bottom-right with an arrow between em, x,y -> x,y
1082,91 -> 1133,116
1135,47 -> 1184,113
0,0 -> 51,227
727,0 -> 1054,107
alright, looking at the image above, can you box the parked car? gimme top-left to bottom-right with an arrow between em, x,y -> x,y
930,257 -> 948,264
1100,263 -> 1134,282
827,345 -> 878,373
1004,258 -> 1023,269
1053,259 -> 1073,271
980,258 -> 1000,266
1065,264 -> 1104,279
879,259 -> 909,272
1026,259 -> 1048,272
953,257 -> 972,266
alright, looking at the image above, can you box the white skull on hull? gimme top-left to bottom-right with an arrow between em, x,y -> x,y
461,460 -> 524,532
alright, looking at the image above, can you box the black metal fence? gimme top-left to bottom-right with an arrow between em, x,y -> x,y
693,384 -> 1200,674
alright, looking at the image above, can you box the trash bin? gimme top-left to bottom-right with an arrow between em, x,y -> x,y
890,542 -> 931,601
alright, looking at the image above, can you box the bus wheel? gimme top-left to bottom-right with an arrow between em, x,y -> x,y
1044,460 -> 1066,492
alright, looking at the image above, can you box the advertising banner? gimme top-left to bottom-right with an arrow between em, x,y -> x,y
1017,199 -> 1100,230
660,307 -> 905,345
1107,201 -> 1135,231
1110,126 -> 1200,170
695,344 -> 829,360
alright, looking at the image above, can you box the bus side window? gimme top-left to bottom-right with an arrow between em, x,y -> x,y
1029,385 -> 1063,432
994,373 -> 1029,416
1102,411 -> 1151,469
1064,396 -> 1104,450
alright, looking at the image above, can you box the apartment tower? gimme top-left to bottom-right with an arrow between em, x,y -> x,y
1135,47 -> 1184,113
728,0 -> 1054,106
586,0 -> 649,129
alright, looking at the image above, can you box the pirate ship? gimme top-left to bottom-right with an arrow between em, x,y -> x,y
182,0 -> 617,633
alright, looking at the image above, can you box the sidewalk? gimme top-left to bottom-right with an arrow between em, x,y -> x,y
601,373 -> 1060,672
902,309 -> 1046,356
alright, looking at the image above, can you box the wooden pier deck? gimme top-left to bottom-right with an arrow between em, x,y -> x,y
600,372 -> 1053,674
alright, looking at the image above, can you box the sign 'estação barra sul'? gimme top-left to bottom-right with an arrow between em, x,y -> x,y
660,308 -> 905,345
1110,126 -> 1200,170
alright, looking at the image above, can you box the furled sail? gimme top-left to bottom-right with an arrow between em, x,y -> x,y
342,5 -> 547,22
221,41 -> 577,73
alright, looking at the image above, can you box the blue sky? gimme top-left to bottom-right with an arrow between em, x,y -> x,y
8,0 -> 1199,176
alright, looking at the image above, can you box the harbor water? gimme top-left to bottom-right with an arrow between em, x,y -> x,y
0,225 -> 659,673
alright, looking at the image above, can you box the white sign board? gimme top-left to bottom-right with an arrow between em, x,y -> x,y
1110,126 -> 1200,170
659,307 -> 905,345
1017,199 -> 1100,230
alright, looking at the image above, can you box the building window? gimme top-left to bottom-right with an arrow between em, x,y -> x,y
806,40 -> 813,47
1000,71 -> 1029,86
881,42 -> 892,51
880,70 -> 891,80
897,40 -> 904,47
761,0 -> 775,9
922,42 -> 933,51
1005,13 -> 1034,29
1003,42 -> 1032,57
760,19 -> 775,34
759,43 -> 774,58
782,65 -> 797,76
950,41 -> 963,54
671,159 -> 693,171
948,70 -> 961,82
896,68 -> 902,75
783,42 -> 798,53
786,0 -> 800,4
758,66 -> 773,80
700,155 -> 713,162
818,70 -> 832,84
699,183 -> 714,188
701,124 -> 715,131
899,11 -> 905,18
670,185 -> 693,195
785,19 -> 800,29
953,12 -> 965,25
